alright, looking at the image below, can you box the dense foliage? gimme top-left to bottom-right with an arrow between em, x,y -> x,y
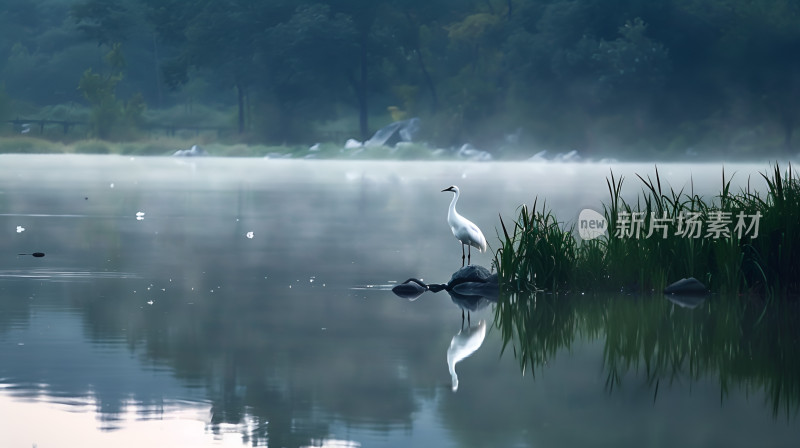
2,0 -> 799,156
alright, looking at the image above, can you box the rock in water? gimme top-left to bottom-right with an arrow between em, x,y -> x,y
17,252 -> 45,257
447,265 -> 499,302
392,278 -> 427,300
448,265 -> 492,287
663,277 -> 707,295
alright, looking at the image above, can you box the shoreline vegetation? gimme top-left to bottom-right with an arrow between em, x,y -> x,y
4,1 -> 800,160
0,135 -> 492,159
495,163 -> 799,298
493,163 -> 800,419
2,135 -> 800,162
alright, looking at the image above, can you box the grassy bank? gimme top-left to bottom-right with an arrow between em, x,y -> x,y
495,164 -> 800,297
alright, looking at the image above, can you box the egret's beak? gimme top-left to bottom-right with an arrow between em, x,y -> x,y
442,187 -> 454,192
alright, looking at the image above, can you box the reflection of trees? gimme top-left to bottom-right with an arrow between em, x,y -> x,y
496,292 -> 800,419
73,265 -> 426,446
1,173 -> 453,446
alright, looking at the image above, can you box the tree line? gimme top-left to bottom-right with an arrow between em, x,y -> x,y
1,0 -> 799,156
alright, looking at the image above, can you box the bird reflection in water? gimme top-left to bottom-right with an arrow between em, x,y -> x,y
447,320 -> 486,391
392,265 -> 497,392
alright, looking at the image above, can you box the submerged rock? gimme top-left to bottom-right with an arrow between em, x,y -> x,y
663,277 -> 708,295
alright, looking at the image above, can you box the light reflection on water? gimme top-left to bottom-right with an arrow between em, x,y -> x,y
0,155 -> 798,447
0,392 -> 251,447
0,269 -> 139,280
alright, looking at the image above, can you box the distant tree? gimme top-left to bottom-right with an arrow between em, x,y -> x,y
723,0 -> 800,151
666,0 -> 800,151
386,0 -> 459,114
0,84 -> 10,123
586,18 -> 671,105
258,3 -> 358,140
77,44 -> 145,139
0,0 -> 39,63
78,67 -> 122,138
326,0 -> 387,140
71,0 -> 134,46
139,0 -> 295,135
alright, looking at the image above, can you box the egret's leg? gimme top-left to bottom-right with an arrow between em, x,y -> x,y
467,245 -> 472,265
461,244 -> 466,266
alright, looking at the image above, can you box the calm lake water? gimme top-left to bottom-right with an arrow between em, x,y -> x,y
0,155 -> 798,447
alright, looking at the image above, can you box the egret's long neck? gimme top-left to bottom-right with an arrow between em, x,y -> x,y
447,344 -> 459,391
448,190 -> 460,220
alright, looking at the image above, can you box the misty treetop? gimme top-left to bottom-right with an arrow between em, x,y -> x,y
1,0 -> 799,156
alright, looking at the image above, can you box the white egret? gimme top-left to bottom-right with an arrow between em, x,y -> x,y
442,185 -> 487,265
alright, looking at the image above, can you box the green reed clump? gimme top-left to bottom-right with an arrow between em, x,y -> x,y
743,164 -> 800,296
497,199 -> 579,292
495,163 -> 799,297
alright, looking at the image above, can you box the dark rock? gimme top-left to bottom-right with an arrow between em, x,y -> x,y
392,278 -> 428,300
448,265 -> 492,287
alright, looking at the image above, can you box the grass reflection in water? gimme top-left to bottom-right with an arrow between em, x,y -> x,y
494,291 -> 800,420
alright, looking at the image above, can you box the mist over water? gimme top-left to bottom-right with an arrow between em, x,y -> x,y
0,155 -> 798,447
